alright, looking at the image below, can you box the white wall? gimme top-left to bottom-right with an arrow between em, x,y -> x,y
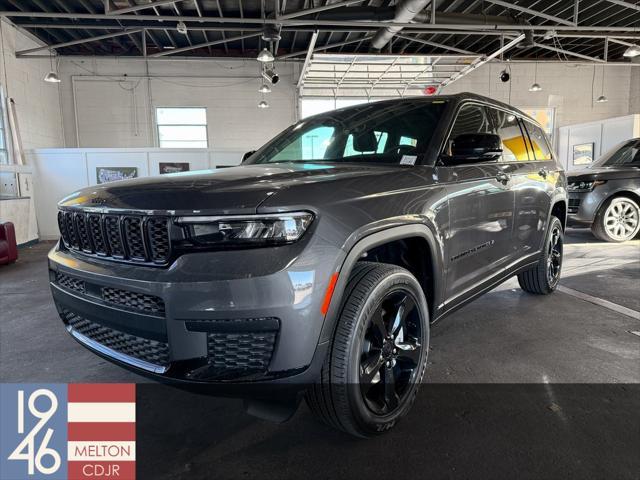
630,66 -> 640,115
28,147 -> 243,239
0,19 -> 64,150
58,57 -> 298,150
557,114 -> 640,172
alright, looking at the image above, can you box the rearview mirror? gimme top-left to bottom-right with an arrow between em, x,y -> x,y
441,133 -> 502,166
242,150 -> 256,162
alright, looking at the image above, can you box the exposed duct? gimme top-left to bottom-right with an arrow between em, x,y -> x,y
364,2 -> 518,51
370,0 -> 430,51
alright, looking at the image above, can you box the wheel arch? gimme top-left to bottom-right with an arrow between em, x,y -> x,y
599,190 -> 640,213
319,223 -> 444,343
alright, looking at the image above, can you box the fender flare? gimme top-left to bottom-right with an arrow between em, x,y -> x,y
318,223 -> 444,343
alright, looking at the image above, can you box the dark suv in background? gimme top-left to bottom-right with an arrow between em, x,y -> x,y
568,138 -> 640,242
49,93 -> 566,437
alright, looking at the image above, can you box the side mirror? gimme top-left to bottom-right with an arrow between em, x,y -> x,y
242,150 -> 256,162
441,133 -> 503,166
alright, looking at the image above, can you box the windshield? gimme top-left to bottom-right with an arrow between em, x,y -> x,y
246,100 -> 448,165
591,139 -> 640,168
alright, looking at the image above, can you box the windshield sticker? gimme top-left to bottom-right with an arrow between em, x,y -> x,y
400,155 -> 417,166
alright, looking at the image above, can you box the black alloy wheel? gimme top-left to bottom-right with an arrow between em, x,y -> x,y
359,291 -> 422,415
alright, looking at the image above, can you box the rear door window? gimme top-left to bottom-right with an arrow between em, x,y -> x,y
491,109 -> 530,162
523,121 -> 553,161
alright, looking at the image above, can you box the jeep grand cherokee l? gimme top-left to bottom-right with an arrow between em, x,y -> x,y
49,93 -> 567,437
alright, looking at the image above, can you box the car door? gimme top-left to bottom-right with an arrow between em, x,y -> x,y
437,103 -> 516,308
508,116 -> 555,262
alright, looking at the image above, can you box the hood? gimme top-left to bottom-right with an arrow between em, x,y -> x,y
58,163 -> 406,214
568,165 -> 640,182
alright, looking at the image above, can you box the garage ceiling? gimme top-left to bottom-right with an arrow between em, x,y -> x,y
1,1 -> 639,63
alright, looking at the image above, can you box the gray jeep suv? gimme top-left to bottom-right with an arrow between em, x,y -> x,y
49,93 -> 567,437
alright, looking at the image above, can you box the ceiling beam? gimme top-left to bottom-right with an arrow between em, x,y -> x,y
297,30 -> 318,88
149,32 -> 261,57
2,12 -> 639,33
484,0 -> 575,26
395,34 -> 475,54
441,33 -> 525,89
16,29 -> 144,56
603,0 -> 640,12
531,41 -> 606,62
278,0 -> 367,20
280,35 -> 373,60
108,0 -> 187,15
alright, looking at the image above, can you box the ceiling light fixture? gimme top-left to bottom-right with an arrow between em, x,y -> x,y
622,44 -> 640,58
258,100 -> 269,109
543,30 -> 557,41
262,67 -> 279,85
529,59 -> 542,92
596,65 -> 607,103
44,49 -> 61,83
176,21 -> 188,35
257,48 -> 274,63
258,84 -> 271,93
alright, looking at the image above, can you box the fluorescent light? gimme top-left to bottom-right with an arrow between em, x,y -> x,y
529,82 -> 542,92
257,48 -> 274,63
44,71 -> 61,83
623,44 -> 640,58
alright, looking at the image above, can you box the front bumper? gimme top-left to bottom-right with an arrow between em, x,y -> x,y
567,191 -> 599,226
48,240 -> 342,389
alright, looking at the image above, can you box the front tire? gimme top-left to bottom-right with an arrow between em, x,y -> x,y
518,216 -> 564,295
306,262 -> 430,438
591,196 -> 640,243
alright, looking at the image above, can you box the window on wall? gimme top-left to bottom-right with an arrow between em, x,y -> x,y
156,107 -> 208,148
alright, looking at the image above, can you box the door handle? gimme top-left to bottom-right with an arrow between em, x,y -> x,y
538,167 -> 549,178
496,172 -> 510,184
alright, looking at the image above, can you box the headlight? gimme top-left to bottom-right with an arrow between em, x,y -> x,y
175,212 -> 314,247
568,180 -> 606,192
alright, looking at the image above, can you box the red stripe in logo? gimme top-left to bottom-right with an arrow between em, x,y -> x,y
68,384 -> 136,403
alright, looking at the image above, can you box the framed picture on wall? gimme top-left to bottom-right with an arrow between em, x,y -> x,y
159,162 -> 190,174
96,167 -> 138,184
572,143 -> 594,166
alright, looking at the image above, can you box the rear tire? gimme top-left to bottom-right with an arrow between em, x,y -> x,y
306,262 -> 430,438
518,216 -> 563,295
591,196 -> 640,243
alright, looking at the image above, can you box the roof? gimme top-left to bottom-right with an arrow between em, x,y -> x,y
2,1 -> 639,62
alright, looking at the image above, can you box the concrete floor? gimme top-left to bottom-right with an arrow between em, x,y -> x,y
1,230 -> 639,478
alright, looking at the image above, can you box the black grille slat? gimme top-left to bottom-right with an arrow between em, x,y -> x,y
102,287 -> 165,315
123,216 -> 146,260
88,214 -> 107,255
147,218 -> 171,263
104,215 -> 125,258
64,211 -> 79,248
75,213 -> 93,253
57,211 -> 69,246
62,309 -> 170,367
55,272 -> 86,294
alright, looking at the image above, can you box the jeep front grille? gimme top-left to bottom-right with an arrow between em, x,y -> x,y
57,210 -> 171,265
